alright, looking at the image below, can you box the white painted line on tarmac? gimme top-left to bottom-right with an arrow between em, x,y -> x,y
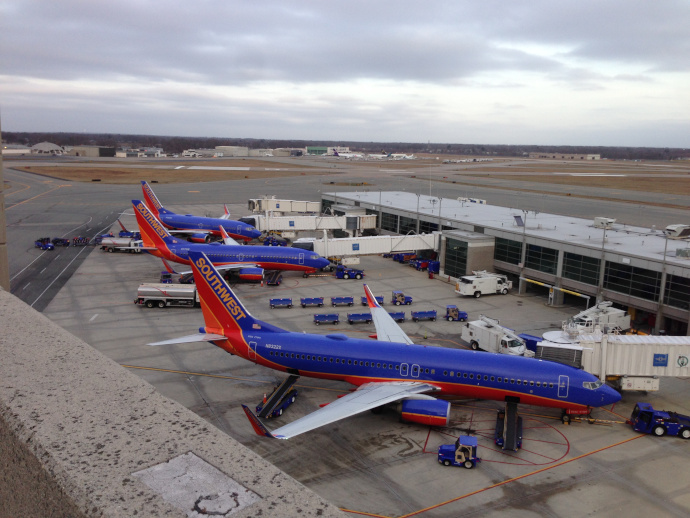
10,252 -> 47,281
90,314 -> 98,322
30,245 -> 91,308
40,268 -> 47,274
175,166 -> 185,170
22,282 -> 31,290
54,254 -> 60,260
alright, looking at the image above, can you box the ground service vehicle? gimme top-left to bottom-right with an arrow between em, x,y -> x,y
411,310 -> 437,322
455,271 -> 512,298
460,316 -> 530,356
348,313 -> 372,325
314,314 -> 339,325
438,436 -> 481,469
269,298 -> 293,309
35,238 -> 54,250
51,238 -> 70,247
362,295 -> 384,306
72,237 -> 89,246
495,407 -> 523,450
388,311 -> 405,322
445,305 -> 468,321
570,301 -> 630,332
256,386 -> 298,418
100,237 -> 142,253
134,283 -> 199,308
331,296 -> 354,307
392,291 -> 413,305
335,265 -> 364,280
410,259 -> 429,270
630,403 -> 690,438
301,297 -> 324,308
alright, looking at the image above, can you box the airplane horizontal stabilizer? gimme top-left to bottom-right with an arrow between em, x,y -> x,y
147,333 -> 226,346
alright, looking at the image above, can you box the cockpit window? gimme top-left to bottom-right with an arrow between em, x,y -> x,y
583,380 -> 604,390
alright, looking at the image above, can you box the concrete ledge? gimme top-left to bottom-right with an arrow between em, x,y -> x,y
0,289 -> 345,517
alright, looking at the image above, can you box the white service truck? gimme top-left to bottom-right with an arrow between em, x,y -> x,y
100,237 -> 142,253
460,316 -> 532,356
570,301 -> 630,332
134,283 -> 200,308
455,271 -> 512,298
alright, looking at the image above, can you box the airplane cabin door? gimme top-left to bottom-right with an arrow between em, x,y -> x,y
400,363 -> 409,377
411,364 -> 420,378
558,375 -> 569,398
299,252 -> 305,265
248,341 -> 257,361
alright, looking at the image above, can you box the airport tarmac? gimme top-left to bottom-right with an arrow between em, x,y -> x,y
39,206 -> 690,518
4,159 -> 690,516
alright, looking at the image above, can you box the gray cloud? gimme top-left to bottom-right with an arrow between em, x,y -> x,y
1,0 -> 689,146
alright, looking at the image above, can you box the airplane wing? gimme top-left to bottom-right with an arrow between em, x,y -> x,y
148,333 -> 226,346
243,381 -> 438,440
364,284 -> 414,344
164,262 -> 260,276
167,229 -> 213,237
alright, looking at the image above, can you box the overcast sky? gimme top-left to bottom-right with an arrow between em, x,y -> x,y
1,1 -> 689,147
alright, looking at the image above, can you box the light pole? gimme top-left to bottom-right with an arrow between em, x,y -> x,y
378,190 -> 382,232
654,232 -> 670,334
437,197 -> 443,231
518,209 -> 528,295
416,194 -> 421,233
596,226 -> 607,303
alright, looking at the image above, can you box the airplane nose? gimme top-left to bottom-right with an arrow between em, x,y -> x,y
603,385 -> 621,405
317,257 -> 331,268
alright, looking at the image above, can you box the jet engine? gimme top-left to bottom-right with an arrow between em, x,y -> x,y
238,267 -> 264,282
187,233 -> 212,243
398,399 -> 450,427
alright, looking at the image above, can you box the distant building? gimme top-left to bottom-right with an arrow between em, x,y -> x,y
1,144 -> 31,156
66,146 -> 115,158
306,146 -> 328,156
273,148 -> 305,157
116,147 -> 164,158
215,146 -> 249,157
31,142 -> 64,155
248,148 -> 273,157
529,152 -> 601,160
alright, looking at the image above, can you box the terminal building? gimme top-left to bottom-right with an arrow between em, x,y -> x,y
322,192 -> 690,336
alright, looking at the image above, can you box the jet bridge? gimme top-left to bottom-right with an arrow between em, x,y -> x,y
312,233 -> 440,258
240,213 -> 377,236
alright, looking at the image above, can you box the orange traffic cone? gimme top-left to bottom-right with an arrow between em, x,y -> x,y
263,393 -> 267,404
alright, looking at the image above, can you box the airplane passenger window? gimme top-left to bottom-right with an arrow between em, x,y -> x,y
511,379 -> 515,383
517,380 -> 521,385
424,368 -> 429,374
463,373 -> 468,378
469,374 -> 474,379
490,376 -> 495,381
444,371 -> 448,376
483,375 -> 488,381
330,358 -> 333,362
530,381 -> 534,386
377,363 -> 381,368
536,382 -> 541,387
290,353 -> 295,358
395,365 -> 399,370
449,371 -> 453,376
348,360 -> 352,365
497,377 -> 502,382
301,355 -> 305,359
549,383 -> 553,388
389,364 -> 393,369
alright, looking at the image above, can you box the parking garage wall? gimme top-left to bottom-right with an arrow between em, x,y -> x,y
0,290 -> 345,518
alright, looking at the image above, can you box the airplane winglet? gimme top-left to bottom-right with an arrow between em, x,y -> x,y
241,405 -> 284,439
221,204 -> 231,220
363,284 -> 382,309
160,257 -> 179,274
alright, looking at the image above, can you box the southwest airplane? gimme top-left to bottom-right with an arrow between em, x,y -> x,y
151,250 -> 621,440
141,181 -> 261,243
132,200 -> 331,279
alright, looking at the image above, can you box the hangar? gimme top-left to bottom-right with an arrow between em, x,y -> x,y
322,191 -> 690,336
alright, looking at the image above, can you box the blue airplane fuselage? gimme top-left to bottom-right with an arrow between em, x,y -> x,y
213,327 -> 621,411
159,211 -> 262,242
